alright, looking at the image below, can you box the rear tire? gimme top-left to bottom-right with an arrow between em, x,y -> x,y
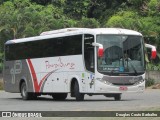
74,81 -> 84,101
114,94 -> 121,101
52,93 -> 67,101
20,82 -> 32,100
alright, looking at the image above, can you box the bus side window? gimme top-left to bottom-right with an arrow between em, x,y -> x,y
84,34 -> 94,72
5,45 -> 9,60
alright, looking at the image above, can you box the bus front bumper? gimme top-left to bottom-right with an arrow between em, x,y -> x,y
94,80 -> 145,93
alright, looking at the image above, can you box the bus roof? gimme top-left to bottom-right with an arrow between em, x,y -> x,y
5,28 -> 142,44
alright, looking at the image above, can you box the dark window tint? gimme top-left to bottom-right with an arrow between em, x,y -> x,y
5,35 -> 82,61
84,34 -> 95,72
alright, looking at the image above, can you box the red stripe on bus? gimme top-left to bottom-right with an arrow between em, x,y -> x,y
27,59 -> 55,92
27,59 -> 40,92
39,72 -> 52,91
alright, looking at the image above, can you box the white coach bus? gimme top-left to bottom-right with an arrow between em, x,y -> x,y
3,28 -> 156,101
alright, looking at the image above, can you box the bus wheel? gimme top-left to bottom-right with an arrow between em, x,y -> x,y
74,81 -> 84,101
20,82 -> 32,100
52,93 -> 67,101
114,94 -> 121,101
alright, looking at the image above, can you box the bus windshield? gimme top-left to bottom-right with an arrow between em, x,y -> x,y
97,35 -> 145,75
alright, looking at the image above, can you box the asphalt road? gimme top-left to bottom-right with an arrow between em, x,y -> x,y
0,89 -> 160,111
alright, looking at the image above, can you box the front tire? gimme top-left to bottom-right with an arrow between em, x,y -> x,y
104,93 -> 122,101
74,81 -> 84,101
52,93 -> 67,101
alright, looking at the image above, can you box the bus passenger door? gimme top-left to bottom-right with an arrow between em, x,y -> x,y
84,34 -> 95,92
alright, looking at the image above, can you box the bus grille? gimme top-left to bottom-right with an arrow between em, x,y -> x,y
102,76 -> 143,86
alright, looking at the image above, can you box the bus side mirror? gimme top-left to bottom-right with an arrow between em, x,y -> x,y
92,43 -> 104,57
145,44 -> 157,59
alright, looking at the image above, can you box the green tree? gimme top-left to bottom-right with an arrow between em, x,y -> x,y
76,17 -> 99,28
64,0 -> 90,19
106,11 -> 139,29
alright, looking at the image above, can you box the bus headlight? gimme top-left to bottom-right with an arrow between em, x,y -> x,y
104,80 -> 112,85
96,78 -> 112,85
134,79 -> 145,85
102,79 -> 112,85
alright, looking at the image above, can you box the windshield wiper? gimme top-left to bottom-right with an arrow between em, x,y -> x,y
126,60 -> 138,76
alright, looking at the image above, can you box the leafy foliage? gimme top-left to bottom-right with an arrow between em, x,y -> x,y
0,0 -> 160,73
145,78 -> 155,87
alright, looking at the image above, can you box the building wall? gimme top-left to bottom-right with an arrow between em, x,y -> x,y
145,71 -> 160,83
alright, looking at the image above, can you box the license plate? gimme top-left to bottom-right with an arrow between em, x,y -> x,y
119,86 -> 128,91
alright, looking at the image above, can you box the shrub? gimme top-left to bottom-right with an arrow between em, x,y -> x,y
145,78 -> 155,87
0,63 -> 2,73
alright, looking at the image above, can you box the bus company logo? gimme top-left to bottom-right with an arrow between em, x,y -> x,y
45,57 -> 75,70
10,60 -> 22,84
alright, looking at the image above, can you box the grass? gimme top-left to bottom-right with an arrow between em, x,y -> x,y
0,79 -> 3,90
